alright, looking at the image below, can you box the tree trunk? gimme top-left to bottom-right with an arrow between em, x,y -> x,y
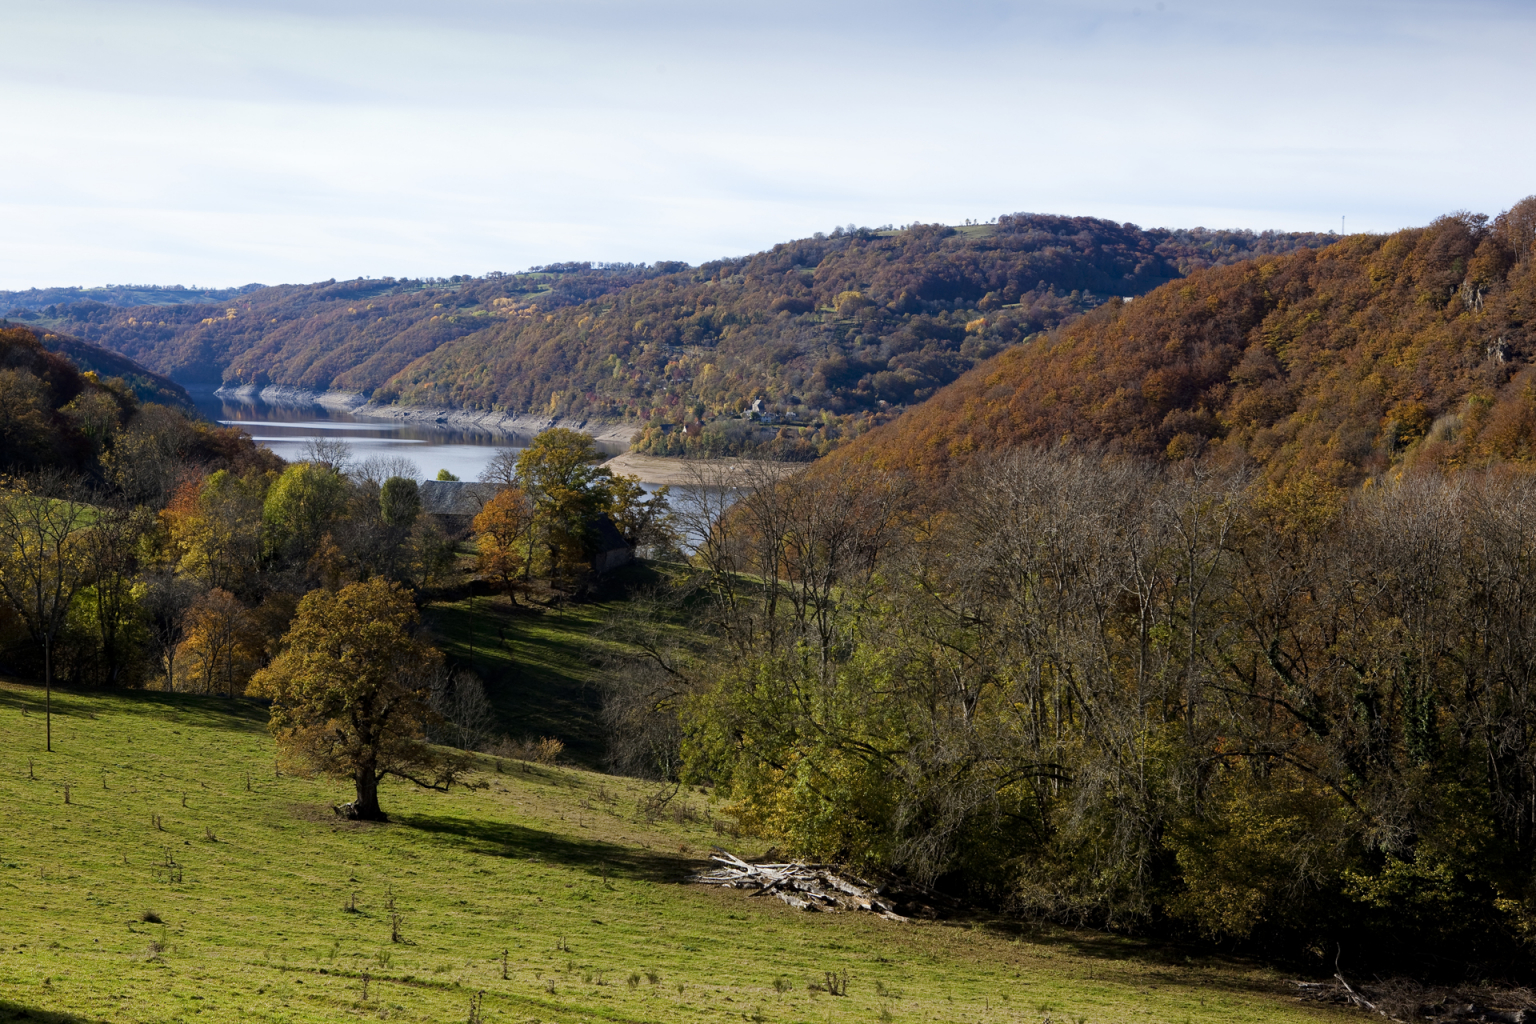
341,769 -> 386,821
44,636 -> 52,753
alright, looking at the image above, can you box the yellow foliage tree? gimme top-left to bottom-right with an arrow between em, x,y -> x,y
175,587 -> 261,697
249,578 -> 466,820
160,471 -> 263,592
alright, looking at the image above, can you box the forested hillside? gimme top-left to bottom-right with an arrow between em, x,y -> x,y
0,324 -> 216,477
387,219 -> 1334,457
25,217 -> 1334,456
826,200 -> 1536,486
20,324 -> 195,410
23,266 -> 671,388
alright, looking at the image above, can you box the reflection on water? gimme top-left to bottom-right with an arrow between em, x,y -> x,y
192,392 -> 530,482
194,392 -> 737,553
191,392 -> 629,484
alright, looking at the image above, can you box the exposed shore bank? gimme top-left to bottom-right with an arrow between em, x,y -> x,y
213,385 -> 641,445
600,452 -> 803,487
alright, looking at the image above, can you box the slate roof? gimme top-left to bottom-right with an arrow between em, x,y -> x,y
590,513 -> 630,555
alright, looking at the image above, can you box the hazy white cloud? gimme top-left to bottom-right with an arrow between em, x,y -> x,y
1,0 -> 1532,288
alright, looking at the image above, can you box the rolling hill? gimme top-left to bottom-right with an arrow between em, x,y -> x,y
22,216 -> 1336,455
0,322 -> 277,501
30,326 -> 194,411
1,282 -> 261,314
823,200 -> 1536,487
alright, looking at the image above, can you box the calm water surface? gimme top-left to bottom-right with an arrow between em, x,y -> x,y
193,392 -> 627,483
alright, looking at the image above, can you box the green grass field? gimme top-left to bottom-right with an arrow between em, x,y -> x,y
0,680 -> 1348,1024
423,561 -> 685,768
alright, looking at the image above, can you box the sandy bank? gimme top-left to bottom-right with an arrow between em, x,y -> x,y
601,452 -> 804,487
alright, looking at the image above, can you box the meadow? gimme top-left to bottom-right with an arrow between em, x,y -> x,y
0,679 -> 1350,1024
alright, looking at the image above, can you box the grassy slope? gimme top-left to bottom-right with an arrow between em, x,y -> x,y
427,592 -> 612,767
422,561 -> 683,769
0,680 -> 1347,1024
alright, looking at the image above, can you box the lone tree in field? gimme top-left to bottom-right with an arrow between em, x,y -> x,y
250,577 -> 468,820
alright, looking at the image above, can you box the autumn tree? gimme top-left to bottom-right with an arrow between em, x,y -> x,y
77,501 -> 151,686
162,470 -> 263,593
0,472 -> 93,751
176,587 -> 261,696
263,461 -> 348,563
514,428 -> 613,578
471,486 -> 534,594
345,474 -> 424,582
249,577 -> 467,820
102,404 -> 212,508
0,369 -> 57,470
603,474 -> 673,548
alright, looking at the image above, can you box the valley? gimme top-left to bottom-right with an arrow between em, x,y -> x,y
5,201 -> 1536,1020
4,218 -> 1337,463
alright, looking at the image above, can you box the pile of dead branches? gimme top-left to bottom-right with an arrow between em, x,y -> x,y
691,850 -> 908,920
1294,974 -> 1536,1023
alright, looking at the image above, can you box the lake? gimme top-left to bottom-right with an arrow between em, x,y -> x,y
191,391 -> 626,483
192,391 -> 736,552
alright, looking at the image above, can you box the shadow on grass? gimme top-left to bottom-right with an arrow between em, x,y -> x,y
0,679 -> 268,735
966,920 -> 1305,1000
428,599 -> 608,770
0,1001 -> 107,1023
396,812 -> 691,884
428,561 -> 685,772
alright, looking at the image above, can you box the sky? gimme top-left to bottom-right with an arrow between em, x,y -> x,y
2,0 -> 1533,290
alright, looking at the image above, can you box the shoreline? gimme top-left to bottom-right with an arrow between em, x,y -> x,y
212,384 -> 641,445
209,386 -> 809,486
600,451 -> 804,487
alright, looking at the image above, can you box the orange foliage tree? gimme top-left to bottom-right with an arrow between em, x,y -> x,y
472,486 -> 534,594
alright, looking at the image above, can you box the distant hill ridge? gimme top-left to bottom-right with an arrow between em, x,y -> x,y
821,200 -> 1536,487
18,216 -> 1337,457
2,282 -> 262,312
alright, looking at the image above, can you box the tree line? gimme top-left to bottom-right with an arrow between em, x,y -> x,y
603,452 -> 1536,976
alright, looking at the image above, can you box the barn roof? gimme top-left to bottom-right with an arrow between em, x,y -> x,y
590,513 -> 631,554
